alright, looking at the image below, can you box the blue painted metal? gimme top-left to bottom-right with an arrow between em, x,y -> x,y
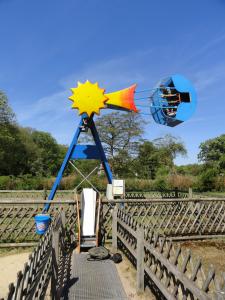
43,115 -> 113,212
90,119 -> 113,184
150,74 -> 197,127
43,117 -> 84,212
71,145 -> 101,160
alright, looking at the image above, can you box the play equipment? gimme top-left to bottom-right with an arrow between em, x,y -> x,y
150,74 -> 197,127
36,75 -> 197,242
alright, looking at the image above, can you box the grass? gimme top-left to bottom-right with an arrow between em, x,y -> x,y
196,191 -> 225,198
0,246 -> 33,257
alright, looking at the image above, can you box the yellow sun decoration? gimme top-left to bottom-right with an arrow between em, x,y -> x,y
69,80 -> 108,117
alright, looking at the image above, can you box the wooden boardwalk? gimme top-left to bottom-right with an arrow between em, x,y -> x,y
65,253 -> 127,300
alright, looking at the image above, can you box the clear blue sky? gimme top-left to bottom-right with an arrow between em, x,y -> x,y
0,0 -> 225,165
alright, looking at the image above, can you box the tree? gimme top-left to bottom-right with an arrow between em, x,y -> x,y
0,91 -> 24,175
198,134 -> 225,171
30,130 -> 65,176
153,134 -> 187,161
93,112 -> 146,158
0,91 -> 15,124
133,141 -> 161,179
198,168 -> 218,191
133,136 -> 187,180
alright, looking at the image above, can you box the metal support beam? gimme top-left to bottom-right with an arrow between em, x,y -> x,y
43,115 -> 113,212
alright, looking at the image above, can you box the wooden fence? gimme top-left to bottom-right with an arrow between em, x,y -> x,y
3,211 -> 69,300
0,197 -> 225,245
0,200 -> 76,245
2,201 -> 225,299
114,207 -> 225,299
0,189 -> 190,200
102,198 -> 225,240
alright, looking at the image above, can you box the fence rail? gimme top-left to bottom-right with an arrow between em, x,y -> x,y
102,198 -> 225,240
1,197 -> 224,245
0,189 -> 190,200
3,211 -> 69,300
115,207 -> 225,299
0,201 -> 76,244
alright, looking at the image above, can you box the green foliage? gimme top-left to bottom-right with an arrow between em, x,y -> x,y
197,168 -> 218,191
153,134 -> 187,160
176,164 -> 203,176
94,112 -> 146,158
198,134 -> 225,170
0,91 -> 15,124
132,137 -> 186,180
1,90 -> 225,193
133,141 -> 161,179
154,176 -> 168,190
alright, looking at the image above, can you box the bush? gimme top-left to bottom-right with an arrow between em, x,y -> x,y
197,168 -> 218,191
125,178 -> 155,191
215,176 -> 225,191
167,174 -> 194,190
153,176 -> 168,190
0,176 -> 13,189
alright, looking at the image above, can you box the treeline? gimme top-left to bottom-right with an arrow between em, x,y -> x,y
0,91 -> 225,191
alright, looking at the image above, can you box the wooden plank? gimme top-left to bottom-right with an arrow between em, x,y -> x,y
144,267 -> 176,300
112,206 -> 118,251
144,241 -> 211,300
0,242 -> 37,248
117,217 -> 137,238
117,231 -> 136,257
102,198 -> 225,203
136,227 -> 144,293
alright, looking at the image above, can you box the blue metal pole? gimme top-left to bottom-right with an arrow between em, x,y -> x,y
89,118 -> 113,184
43,117 -> 84,212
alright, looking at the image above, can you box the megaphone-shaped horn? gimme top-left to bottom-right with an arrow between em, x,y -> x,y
105,84 -> 138,112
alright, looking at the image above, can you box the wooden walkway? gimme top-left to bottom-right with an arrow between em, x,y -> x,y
65,253 -> 127,300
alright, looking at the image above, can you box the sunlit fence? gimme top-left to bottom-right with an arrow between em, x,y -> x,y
0,200 -> 76,244
4,212 -> 68,300
0,197 -> 225,245
102,198 -> 225,240
114,207 -> 225,299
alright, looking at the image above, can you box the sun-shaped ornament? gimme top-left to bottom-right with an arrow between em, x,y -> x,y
69,80 -> 108,117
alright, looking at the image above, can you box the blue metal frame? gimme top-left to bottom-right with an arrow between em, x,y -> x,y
43,115 -> 113,212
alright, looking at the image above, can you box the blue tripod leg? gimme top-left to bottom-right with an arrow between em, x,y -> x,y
43,117 -> 84,212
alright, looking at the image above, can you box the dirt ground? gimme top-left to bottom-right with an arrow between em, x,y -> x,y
179,239 -> 225,274
0,249 -> 31,299
115,253 -> 155,300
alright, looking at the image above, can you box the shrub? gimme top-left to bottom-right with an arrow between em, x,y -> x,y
167,174 -> 194,190
153,176 -> 168,190
197,168 -> 218,191
215,176 -> 225,191
0,176 -> 12,189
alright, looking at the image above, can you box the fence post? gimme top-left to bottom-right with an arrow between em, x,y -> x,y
51,222 -> 59,299
52,229 -> 59,263
136,226 -> 144,294
112,205 -> 118,251
61,210 -> 66,228
189,187 -> 193,199
43,188 -> 48,200
175,187 -> 178,198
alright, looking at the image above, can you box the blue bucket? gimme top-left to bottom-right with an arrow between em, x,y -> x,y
34,214 -> 51,235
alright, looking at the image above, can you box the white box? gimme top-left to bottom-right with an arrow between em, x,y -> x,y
112,179 -> 125,196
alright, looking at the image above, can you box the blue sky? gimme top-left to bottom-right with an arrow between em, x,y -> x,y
0,0 -> 225,165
